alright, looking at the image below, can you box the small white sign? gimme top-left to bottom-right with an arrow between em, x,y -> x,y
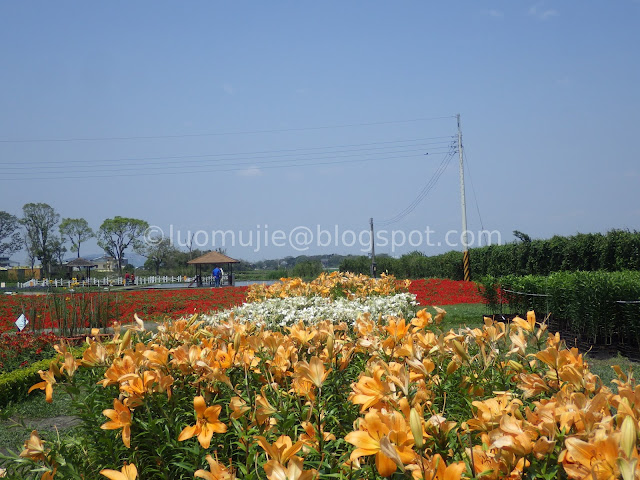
15,314 -> 29,331
1,282 -> 5,288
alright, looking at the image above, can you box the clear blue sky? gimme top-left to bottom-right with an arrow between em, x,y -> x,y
1,1 -> 639,263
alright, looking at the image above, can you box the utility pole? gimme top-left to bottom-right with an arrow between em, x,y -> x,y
457,114 -> 471,281
370,217 -> 377,278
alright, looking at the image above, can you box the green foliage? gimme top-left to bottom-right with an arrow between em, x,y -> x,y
21,203 -> 61,274
59,218 -> 95,258
0,347 -> 84,408
492,271 -> 640,346
0,358 -> 55,407
292,260 -> 323,279
97,216 -> 149,274
0,211 -> 22,256
339,229 -> 640,280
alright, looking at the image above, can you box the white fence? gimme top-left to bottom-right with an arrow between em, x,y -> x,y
16,275 -> 206,289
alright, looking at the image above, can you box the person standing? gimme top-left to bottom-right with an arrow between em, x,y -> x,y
213,266 -> 221,287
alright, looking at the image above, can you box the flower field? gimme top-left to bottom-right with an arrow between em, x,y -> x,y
4,273 -> 640,480
0,287 -> 248,334
408,278 -> 483,306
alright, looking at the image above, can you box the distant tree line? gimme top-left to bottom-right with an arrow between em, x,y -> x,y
0,204 -> 356,278
0,203 -> 149,275
339,230 -> 640,280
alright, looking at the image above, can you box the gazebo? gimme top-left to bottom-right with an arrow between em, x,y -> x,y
64,257 -> 99,283
187,251 -> 240,287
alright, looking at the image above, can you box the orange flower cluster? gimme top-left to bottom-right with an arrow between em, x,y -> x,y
247,271 -> 409,302
22,309 -> 640,479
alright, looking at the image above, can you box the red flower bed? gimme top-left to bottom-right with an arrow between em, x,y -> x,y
0,331 -> 59,373
408,278 -> 483,306
0,287 -> 248,333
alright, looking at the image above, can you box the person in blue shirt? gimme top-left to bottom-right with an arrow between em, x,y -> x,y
213,266 -> 221,287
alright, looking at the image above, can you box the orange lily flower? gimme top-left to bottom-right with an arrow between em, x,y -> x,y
294,356 -> 331,389
257,435 -> 304,464
255,386 -> 279,426
299,421 -> 336,451
408,453 -> 466,480
350,365 -> 391,412
562,435 -> 622,480
100,463 -> 138,480
410,309 -> 433,329
229,396 -> 250,420
19,430 -> 47,461
28,363 -> 57,403
101,398 -> 132,448
345,409 -> 415,477
61,351 -> 77,377
263,456 -> 317,480
178,396 -> 227,449
195,454 -> 236,480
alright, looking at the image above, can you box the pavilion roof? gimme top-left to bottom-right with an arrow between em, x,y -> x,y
187,251 -> 240,265
65,257 -> 98,267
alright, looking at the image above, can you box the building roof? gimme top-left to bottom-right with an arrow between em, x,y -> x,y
65,257 -> 99,267
187,251 -> 240,265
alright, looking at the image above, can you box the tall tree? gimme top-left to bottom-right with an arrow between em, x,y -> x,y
0,211 -> 22,256
21,203 -> 61,274
59,218 -> 94,258
137,237 -> 178,275
97,216 -> 149,274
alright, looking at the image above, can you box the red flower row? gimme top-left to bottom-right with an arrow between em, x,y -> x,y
0,287 -> 248,333
408,278 -> 483,306
0,279 -> 482,333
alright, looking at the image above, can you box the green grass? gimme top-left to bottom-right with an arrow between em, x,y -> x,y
586,353 -> 640,391
0,390 -> 76,454
433,303 -> 486,330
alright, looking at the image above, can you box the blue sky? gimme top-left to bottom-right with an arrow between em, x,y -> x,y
1,1 -> 639,262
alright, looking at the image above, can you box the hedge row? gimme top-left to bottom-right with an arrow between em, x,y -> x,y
0,346 -> 85,407
479,271 -> 640,347
339,229 -> 640,280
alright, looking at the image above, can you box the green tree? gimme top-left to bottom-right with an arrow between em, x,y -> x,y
21,203 -> 61,274
137,237 -> 178,275
97,216 -> 149,274
292,260 -> 323,279
0,211 -> 22,257
59,218 -> 95,258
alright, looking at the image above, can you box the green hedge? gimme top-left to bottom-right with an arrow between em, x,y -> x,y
339,229 -> 640,280
0,347 -> 85,408
479,271 -> 640,347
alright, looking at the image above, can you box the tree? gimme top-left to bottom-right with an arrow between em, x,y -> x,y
137,237 -> 178,275
97,217 -> 149,274
21,203 -> 61,274
51,237 -> 67,268
0,211 -> 22,256
513,230 -> 532,243
59,218 -> 94,258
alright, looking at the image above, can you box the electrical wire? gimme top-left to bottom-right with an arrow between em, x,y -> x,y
3,150 -> 451,181
0,115 -> 456,144
378,142 -> 457,226
463,148 -> 485,243
0,136 -> 455,167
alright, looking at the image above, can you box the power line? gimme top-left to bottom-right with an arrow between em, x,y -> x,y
463,148 -> 485,235
0,116 -> 456,144
3,150 -> 451,181
378,143 -> 457,226
0,138 -> 455,170
4,146 -> 446,176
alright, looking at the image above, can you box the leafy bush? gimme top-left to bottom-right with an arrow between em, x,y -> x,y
488,271 -> 640,346
339,229 -> 640,279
